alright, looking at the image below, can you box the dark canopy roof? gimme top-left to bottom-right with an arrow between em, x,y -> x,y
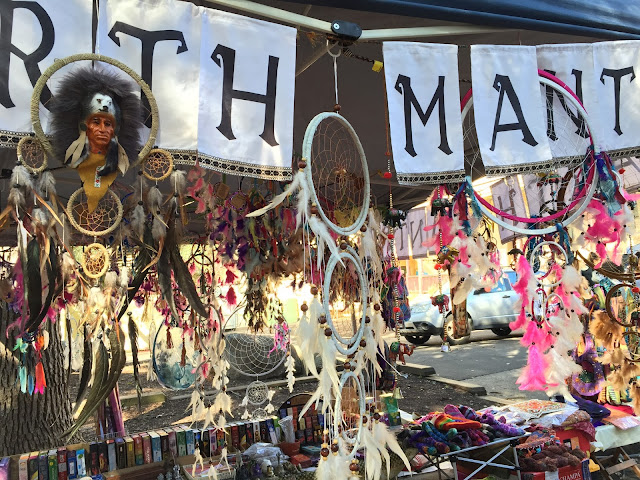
287,0 -> 640,40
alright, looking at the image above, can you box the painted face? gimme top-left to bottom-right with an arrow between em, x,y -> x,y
86,113 -> 115,154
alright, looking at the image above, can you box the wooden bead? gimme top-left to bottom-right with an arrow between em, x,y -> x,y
374,304 -> 381,311
350,363 -> 356,371
298,160 -> 307,169
340,242 -> 348,250
324,328 -> 333,337
343,362 -> 351,371
310,286 -> 318,296
310,205 -> 319,215
331,443 -> 339,454
318,315 -> 327,325
360,339 -> 367,348
333,104 -> 341,113
349,463 -> 360,472
373,412 -> 381,421
321,447 -> 330,458
365,316 -> 371,324
360,225 -> 367,232
362,416 -> 368,424
301,303 -> 308,312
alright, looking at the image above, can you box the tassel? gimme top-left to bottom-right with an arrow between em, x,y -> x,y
66,131 -> 88,167
34,361 -> 46,394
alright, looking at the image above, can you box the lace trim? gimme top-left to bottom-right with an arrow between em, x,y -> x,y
397,169 -> 466,185
172,150 -> 292,181
484,154 -> 583,177
0,130 -> 32,149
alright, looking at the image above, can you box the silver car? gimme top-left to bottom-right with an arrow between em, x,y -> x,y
400,270 -> 518,345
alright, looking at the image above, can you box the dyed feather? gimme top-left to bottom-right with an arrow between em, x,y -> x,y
129,314 -> 142,410
75,324 -> 93,404
516,346 -> 549,391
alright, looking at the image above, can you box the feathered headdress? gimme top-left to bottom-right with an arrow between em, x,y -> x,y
48,66 -> 143,176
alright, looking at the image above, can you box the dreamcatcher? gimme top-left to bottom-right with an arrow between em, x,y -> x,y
461,70 -> 598,235
31,53 -> 158,240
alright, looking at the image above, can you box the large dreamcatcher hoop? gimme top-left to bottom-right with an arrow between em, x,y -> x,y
66,188 -> 123,237
322,246 -> 368,355
224,332 -> 289,377
17,137 -> 47,174
303,112 -> 370,236
461,71 -> 600,235
30,53 -> 158,162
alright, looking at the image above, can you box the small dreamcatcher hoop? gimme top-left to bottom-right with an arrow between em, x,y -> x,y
605,283 -> 640,327
527,240 -> 568,288
82,243 -> 110,279
17,137 -> 47,174
322,246 -> 368,355
246,380 -> 269,406
30,53 -> 158,163
143,148 -> 174,181
332,371 -> 365,459
66,188 -> 123,236
303,112 -> 370,236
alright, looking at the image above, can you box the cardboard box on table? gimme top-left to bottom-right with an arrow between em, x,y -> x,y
553,428 -> 592,456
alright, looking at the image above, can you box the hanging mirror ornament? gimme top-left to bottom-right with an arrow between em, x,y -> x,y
17,137 -> 47,174
143,148 -> 174,182
82,243 -> 110,279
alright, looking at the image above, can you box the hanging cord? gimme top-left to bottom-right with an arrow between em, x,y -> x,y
327,40 -> 341,109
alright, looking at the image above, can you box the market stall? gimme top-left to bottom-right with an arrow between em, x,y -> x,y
0,0 -> 639,479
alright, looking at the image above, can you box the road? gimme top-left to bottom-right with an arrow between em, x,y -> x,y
401,330 -> 549,402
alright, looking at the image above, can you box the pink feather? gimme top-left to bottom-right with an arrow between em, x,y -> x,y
510,308 -> 528,332
225,269 -> 236,285
517,346 -> 550,391
225,287 -> 237,306
513,255 -> 534,297
595,242 -> 607,268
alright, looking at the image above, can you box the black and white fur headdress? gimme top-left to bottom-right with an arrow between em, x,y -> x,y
49,66 -> 143,176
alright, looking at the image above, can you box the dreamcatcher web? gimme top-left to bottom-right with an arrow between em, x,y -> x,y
224,333 -> 288,377
17,137 -> 47,173
309,115 -> 366,230
67,188 -> 123,236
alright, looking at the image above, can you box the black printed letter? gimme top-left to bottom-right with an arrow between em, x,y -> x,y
600,66 -> 635,136
394,74 -> 452,157
0,1 -> 54,110
212,44 -> 279,147
544,69 -> 588,140
108,22 -> 187,127
490,74 -> 538,151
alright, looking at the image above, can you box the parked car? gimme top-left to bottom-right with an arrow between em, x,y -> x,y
400,270 -> 518,345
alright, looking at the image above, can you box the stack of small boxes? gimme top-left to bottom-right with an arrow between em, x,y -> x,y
14,409 -> 328,479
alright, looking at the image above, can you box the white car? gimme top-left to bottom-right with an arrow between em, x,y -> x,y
399,270 -> 519,345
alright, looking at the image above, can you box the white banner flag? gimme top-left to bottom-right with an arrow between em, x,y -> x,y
490,179 -> 527,243
198,7 -> 296,180
592,40 -> 640,153
0,0 -> 92,138
536,44 -> 596,159
395,208 -> 430,260
471,45 -> 552,175
96,0 -> 201,150
383,42 -> 465,185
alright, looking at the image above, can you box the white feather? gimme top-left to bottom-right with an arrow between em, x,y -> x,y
241,409 -> 250,420
561,265 -> 582,292
11,165 -> 33,191
147,186 -> 163,212
131,204 -> 146,239
152,216 -> 167,241
361,426 -> 382,480
119,266 -> 130,288
37,171 -> 57,198
247,170 -> 303,218
240,395 -> 248,407
8,187 -> 25,208
299,366 -> 336,417
295,171 -> 311,228
309,215 -> 342,267
453,277 -> 473,305
285,354 -> 296,392
170,169 -> 187,195
104,271 -> 118,289
32,207 -> 50,229
361,228 -> 383,278
379,422 -> 412,473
